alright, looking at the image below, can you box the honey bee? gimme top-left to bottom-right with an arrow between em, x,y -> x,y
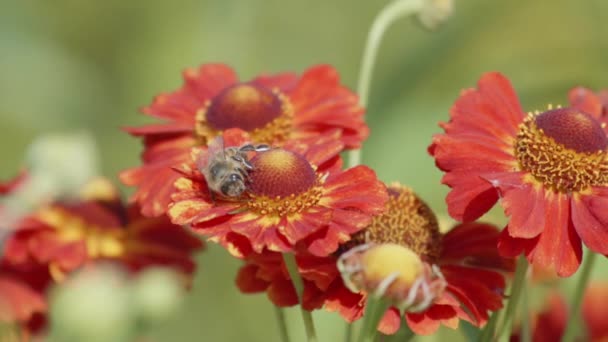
199,136 -> 270,200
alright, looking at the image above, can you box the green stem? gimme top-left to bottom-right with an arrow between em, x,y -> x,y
274,306 -> 290,342
521,279 -> 531,342
562,252 -> 597,342
345,322 -> 353,342
496,256 -> 529,342
282,253 -> 318,342
348,0 -> 425,168
479,311 -> 499,342
357,296 -> 390,342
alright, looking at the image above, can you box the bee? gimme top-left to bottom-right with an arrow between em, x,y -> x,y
199,136 -> 270,200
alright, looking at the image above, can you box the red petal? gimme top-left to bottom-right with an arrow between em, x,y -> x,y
323,282 -> 364,323
442,170 -> 500,222
288,65 -> 367,149
377,308 -> 401,335
267,278 -> 298,307
405,305 -> 456,335
441,222 -> 515,271
235,264 -> 270,293
497,227 -> 536,258
447,72 -> 524,138
181,64 -> 238,105
323,166 -> 388,214
495,174 -> 546,238
0,276 -> 46,323
527,192 -> 582,277
568,86 -> 603,118
571,187 -> 608,255
582,282 -> 608,340
251,72 -> 298,91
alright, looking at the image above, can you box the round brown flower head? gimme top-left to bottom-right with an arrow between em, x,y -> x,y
168,128 -> 387,256
236,183 -> 514,335
429,73 -> 608,276
120,64 -> 368,217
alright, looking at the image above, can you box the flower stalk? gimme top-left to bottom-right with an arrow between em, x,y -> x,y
349,0 -> 425,167
282,253 -> 317,342
274,306 -> 290,342
495,256 -> 529,342
562,252 -> 597,342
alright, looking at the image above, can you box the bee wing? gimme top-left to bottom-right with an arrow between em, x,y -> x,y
207,135 -> 226,159
197,135 -> 225,175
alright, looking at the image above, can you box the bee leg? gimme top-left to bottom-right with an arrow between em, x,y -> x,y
208,188 -> 217,205
254,144 -> 271,152
239,144 -> 256,152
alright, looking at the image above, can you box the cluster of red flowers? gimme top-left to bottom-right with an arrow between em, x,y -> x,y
118,64 -> 514,335
5,60 -> 605,339
0,176 -> 203,337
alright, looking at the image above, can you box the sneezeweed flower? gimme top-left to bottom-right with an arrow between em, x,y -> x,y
4,177 -> 203,283
337,243 -> 446,312
169,128 -> 387,256
511,282 -> 608,342
0,175 -> 203,337
429,73 -> 608,276
510,292 -> 567,342
237,184 -> 514,335
121,63 -> 368,217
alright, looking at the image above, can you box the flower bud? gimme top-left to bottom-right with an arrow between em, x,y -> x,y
416,0 -> 454,30
338,243 -> 446,312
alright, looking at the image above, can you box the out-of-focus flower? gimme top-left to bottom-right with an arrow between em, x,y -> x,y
47,265 -> 133,342
47,265 -> 186,342
511,282 -> 608,341
1,132 -> 98,228
582,282 -> 608,341
4,178 -> 203,282
237,184 -> 514,335
510,292 -> 567,342
0,175 -> 203,336
429,73 -> 608,277
417,0 -> 454,30
121,64 -> 368,217
168,129 -> 387,256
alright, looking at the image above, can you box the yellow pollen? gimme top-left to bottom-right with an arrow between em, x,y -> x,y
246,177 -> 324,217
36,207 -> 126,259
515,114 -> 608,192
348,184 -> 442,262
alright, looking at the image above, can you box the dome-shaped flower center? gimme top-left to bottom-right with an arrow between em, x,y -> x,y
348,184 -> 442,263
246,149 -> 322,217
195,83 -> 293,145
515,108 -> 608,192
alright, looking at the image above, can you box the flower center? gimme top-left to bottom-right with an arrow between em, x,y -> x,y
195,83 -> 294,145
515,108 -> 608,192
246,149 -> 322,216
37,207 -> 125,259
348,184 -> 442,263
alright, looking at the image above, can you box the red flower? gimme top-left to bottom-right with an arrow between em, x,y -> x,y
4,178 -> 203,281
168,128 -> 387,256
510,292 -> 567,342
121,64 -> 368,217
512,282 -> 608,341
582,282 -> 608,341
0,176 -> 204,335
429,73 -> 608,276
236,184 -> 514,335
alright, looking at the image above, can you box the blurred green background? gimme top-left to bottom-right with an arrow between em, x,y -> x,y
2,0 -> 608,341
